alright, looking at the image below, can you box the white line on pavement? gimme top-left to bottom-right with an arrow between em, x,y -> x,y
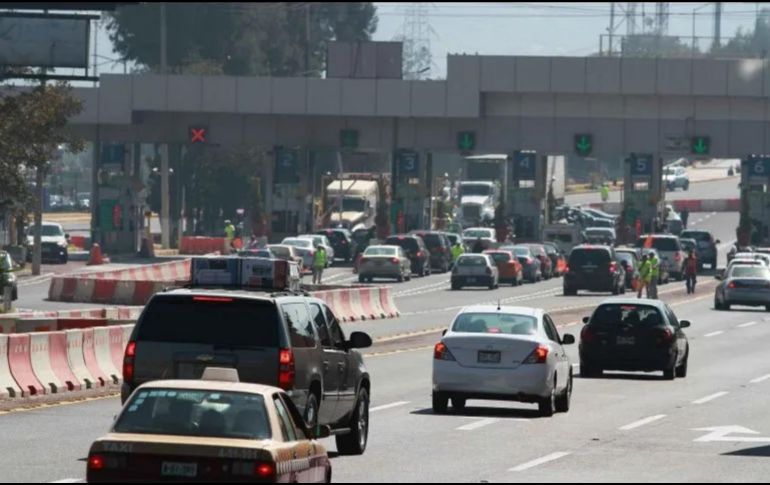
456,418 -> 500,431
750,374 -> 770,384
619,415 -> 667,431
704,331 -> 724,338
509,451 -> 572,472
692,391 -> 729,405
738,321 -> 759,328
370,401 -> 410,413
49,480 -> 83,484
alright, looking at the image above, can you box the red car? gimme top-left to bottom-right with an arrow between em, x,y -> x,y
483,250 -> 524,286
526,244 -> 554,280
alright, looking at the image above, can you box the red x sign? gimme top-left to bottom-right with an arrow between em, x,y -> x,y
190,127 -> 207,144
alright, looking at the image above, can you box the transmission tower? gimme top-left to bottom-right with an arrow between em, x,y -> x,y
395,3 -> 434,80
654,2 -> 670,35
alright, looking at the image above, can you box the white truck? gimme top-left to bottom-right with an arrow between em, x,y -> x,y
457,181 -> 499,228
325,179 -> 380,232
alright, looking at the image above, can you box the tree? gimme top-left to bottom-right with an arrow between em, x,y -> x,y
105,2 -> 378,76
712,9 -> 770,58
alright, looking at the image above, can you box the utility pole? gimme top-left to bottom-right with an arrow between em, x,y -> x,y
305,3 -> 311,77
713,2 -> 723,51
609,2 -> 616,56
33,9 -> 49,277
160,3 -> 167,74
159,2 -> 170,249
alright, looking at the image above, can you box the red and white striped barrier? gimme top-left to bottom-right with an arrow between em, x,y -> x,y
84,260 -> 191,281
65,329 -> 98,389
92,327 -> 121,385
0,335 -> 21,399
379,287 -> 400,318
588,198 -> 740,215
30,332 -> 81,394
82,328 -> 111,388
310,287 -> 400,323
49,277 -> 169,306
8,334 -> 45,397
357,287 -> 387,320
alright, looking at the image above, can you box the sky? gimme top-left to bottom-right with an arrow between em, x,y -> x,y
83,2 -> 770,80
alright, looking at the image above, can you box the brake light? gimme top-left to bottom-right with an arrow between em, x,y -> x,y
609,262 -> 618,273
581,326 -> 596,344
523,345 -> 549,364
122,341 -> 136,384
88,454 -> 105,471
728,281 -> 736,289
434,342 -> 456,361
564,265 -> 570,274
655,328 -> 674,346
193,296 -> 234,303
278,349 -> 295,390
417,251 -> 424,258
341,240 -> 348,245
526,258 -> 533,264
391,257 -> 400,265
255,462 -> 276,479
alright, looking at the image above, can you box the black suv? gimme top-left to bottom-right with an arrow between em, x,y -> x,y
410,231 -> 452,273
564,245 -> 626,296
122,289 -> 373,455
317,228 -> 357,263
384,234 -> 432,277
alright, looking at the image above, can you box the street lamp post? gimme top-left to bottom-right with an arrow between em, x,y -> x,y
692,3 -> 712,57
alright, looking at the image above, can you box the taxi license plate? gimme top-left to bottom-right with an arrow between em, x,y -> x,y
616,336 -> 636,346
161,462 -> 198,478
478,351 -> 501,364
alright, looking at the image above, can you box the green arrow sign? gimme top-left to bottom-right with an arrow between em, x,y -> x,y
458,131 -> 476,152
574,134 -> 593,157
691,136 -> 710,155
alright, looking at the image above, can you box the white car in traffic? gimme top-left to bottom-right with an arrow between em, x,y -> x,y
433,305 -> 575,417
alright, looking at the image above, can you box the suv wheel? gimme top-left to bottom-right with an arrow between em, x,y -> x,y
451,397 -> 466,412
432,392 -> 449,414
304,393 -> 320,429
336,387 -> 369,455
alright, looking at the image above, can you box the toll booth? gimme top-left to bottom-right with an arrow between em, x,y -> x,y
740,155 -> 770,245
507,151 -> 562,241
392,149 -> 432,232
622,153 -> 665,235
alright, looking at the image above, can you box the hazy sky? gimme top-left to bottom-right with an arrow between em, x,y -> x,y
87,2 -> 768,79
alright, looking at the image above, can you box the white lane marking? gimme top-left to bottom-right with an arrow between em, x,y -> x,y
692,391 -> 729,405
370,401 -> 410,413
704,331 -> 724,338
620,415 -> 667,431
509,451 -> 572,472
750,374 -> 770,384
49,480 -> 83,484
456,418 -> 500,431
738,321 -> 758,328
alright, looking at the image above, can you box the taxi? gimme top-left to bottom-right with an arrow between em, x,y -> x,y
87,368 -> 332,483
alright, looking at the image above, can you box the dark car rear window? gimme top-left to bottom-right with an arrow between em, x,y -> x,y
487,252 -> 511,263
681,231 -> 711,243
318,230 -> 348,245
137,296 -> 281,347
569,248 -> 611,266
415,233 -> 444,248
385,237 -> 419,252
636,238 -> 680,251
591,304 -> 664,327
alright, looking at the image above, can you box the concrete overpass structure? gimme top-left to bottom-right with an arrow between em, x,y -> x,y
69,55 -> 770,158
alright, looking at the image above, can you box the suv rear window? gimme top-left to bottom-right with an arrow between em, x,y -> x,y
591,304 -> 664,327
416,233 -> 443,248
138,296 -> 281,347
385,237 -> 419,252
319,231 -> 347,245
569,248 -> 611,266
681,231 -> 711,243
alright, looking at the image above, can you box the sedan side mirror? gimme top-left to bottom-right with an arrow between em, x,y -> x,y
582,316 -> 589,324
716,239 -> 721,244
347,331 -> 372,350
715,273 -> 723,281
561,334 -> 575,345
442,329 -> 448,337
680,320 -> 691,329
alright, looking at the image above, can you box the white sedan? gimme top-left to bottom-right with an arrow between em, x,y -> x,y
433,305 -> 575,417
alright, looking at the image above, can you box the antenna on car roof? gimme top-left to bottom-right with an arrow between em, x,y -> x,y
497,299 -> 501,311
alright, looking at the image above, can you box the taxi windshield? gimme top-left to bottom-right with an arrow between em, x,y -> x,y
114,389 -> 272,441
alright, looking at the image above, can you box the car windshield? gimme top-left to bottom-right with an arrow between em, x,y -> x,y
486,252 -> 511,263
528,245 -> 546,256
464,229 -> 493,239
457,256 -> 488,267
729,266 -> 770,279
590,304 -> 665,327
414,233 -> 443,248
385,237 -> 419,252
459,184 -> 492,197
319,231 -> 348,244
283,239 -> 312,249
268,246 -> 291,258
570,249 -> 611,266
30,225 -> 64,237
114,389 -> 272,441
542,244 -> 558,255
365,247 -> 397,257
447,234 -> 460,245
636,238 -> 679,252
512,247 -> 530,257
586,229 -> 613,237
137,296 -> 281,348
340,198 -> 366,212
452,312 -> 538,335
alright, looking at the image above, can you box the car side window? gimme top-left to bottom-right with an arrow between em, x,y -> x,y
282,303 -> 317,348
543,316 -> 560,343
324,305 -> 346,349
310,303 -> 331,347
665,305 -> 680,329
273,395 -> 297,442
278,393 -> 308,440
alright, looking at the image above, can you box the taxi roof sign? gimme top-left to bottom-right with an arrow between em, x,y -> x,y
201,367 -> 241,383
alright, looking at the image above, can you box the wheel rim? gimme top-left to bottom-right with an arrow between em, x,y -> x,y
357,398 -> 368,449
306,399 -> 317,426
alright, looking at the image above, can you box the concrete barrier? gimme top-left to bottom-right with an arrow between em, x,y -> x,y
379,287 -> 400,318
57,318 -> 108,331
30,333 -> 68,394
0,335 -> 21,399
65,329 -> 97,389
309,287 -> 401,323
82,328 -> 109,388
181,237 -> 226,255
93,327 -> 121,385
8,334 -> 45,397
15,319 -> 58,333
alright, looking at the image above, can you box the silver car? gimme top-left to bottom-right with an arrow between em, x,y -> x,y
298,234 -> 335,266
462,228 -> 496,252
358,245 -> 411,283
451,254 -> 499,290
281,238 -> 316,268
432,305 -> 575,417
636,235 -> 686,280
715,264 -> 770,311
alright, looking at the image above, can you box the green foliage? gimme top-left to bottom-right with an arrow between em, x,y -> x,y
712,9 -> 770,58
106,2 -> 378,76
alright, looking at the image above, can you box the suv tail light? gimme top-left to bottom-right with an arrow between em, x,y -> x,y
391,257 -> 400,265
123,341 -> 136,384
609,262 -> 618,274
581,326 -> 596,344
416,251 -> 424,258
278,349 -> 295,390
564,265 -> 570,274
523,345 -> 549,364
434,342 -> 456,361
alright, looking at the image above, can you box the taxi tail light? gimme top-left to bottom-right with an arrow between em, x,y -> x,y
87,454 -> 105,471
87,454 -> 126,471
434,342 -> 456,361
278,348 -> 295,390
123,341 -> 136,384
523,345 -> 549,364
255,462 -> 276,480
231,461 -> 276,479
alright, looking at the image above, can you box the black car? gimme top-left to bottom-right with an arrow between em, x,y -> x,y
122,290 -> 373,455
316,228 -> 357,263
563,245 -> 625,296
410,231 -> 452,273
384,234 -> 432,277
579,299 -> 690,380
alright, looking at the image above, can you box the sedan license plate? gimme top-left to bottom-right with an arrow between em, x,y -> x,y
616,336 -> 636,346
161,462 -> 198,478
466,277 -> 477,284
478,351 -> 501,364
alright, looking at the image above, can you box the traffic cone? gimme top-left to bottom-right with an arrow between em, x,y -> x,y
88,243 -> 104,266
